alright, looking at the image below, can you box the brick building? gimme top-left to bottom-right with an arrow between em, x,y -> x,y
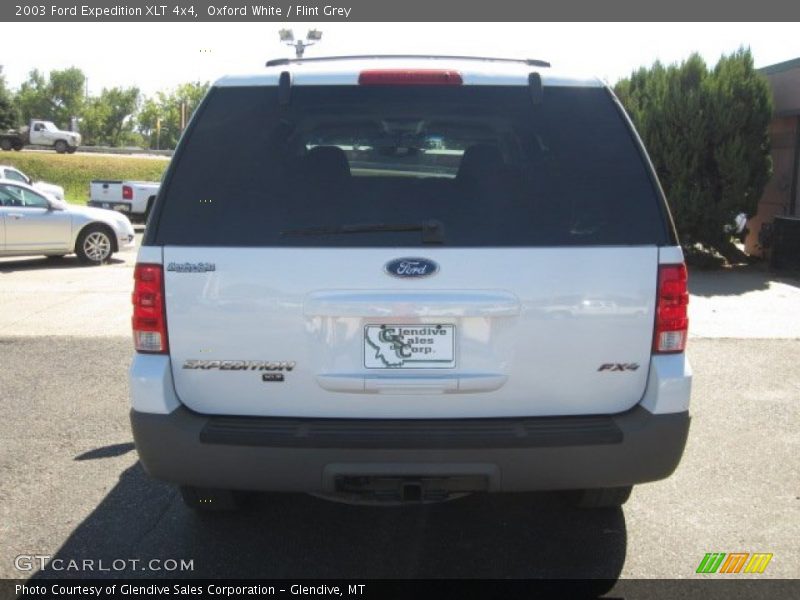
745,58 -> 800,256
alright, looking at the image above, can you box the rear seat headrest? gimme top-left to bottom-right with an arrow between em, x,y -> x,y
457,144 -> 505,182
305,146 -> 351,184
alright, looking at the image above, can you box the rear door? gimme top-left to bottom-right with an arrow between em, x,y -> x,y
149,80 -> 673,419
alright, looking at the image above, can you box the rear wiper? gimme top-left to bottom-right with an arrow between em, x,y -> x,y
281,219 -> 444,244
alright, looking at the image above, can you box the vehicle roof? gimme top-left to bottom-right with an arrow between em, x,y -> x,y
0,178 -> 38,190
0,178 -> 66,202
0,178 -> 42,198
0,176 -> 24,183
214,55 -> 604,88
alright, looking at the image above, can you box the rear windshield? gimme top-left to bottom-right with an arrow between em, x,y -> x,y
149,85 -> 670,247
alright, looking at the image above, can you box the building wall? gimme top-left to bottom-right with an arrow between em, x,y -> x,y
746,61 -> 800,256
745,115 -> 800,255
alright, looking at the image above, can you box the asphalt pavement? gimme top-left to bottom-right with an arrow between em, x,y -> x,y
0,241 -> 798,581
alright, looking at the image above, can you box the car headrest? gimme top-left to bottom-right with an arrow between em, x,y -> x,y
456,144 -> 505,182
305,146 -> 351,185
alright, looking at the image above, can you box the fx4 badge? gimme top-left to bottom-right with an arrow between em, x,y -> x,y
597,363 -> 640,372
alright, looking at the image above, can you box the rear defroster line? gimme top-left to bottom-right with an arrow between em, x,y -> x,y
281,220 -> 445,244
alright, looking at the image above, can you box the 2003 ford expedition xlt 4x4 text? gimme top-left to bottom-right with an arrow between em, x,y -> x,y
129,55 -> 692,511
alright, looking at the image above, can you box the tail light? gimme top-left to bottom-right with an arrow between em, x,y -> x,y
654,263 -> 689,353
122,185 -> 133,200
132,264 -> 168,353
358,69 -> 463,86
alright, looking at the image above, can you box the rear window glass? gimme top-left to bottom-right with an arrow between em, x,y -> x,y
150,85 -> 669,247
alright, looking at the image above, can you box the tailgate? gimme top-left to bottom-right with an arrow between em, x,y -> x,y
90,180 -> 123,202
164,247 -> 658,419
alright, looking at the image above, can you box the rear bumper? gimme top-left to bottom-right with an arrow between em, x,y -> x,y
88,200 -> 133,214
130,405 -> 690,493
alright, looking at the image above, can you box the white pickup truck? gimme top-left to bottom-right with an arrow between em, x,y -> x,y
88,180 -> 160,223
0,119 -> 82,154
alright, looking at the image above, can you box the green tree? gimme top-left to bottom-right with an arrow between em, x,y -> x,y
48,67 -> 86,126
80,86 -> 140,146
704,50 -> 773,249
15,69 -> 51,124
136,97 -> 161,148
137,81 -> 209,149
14,67 -> 86,128
0,66 -> 18,130
615,48 -> 772,258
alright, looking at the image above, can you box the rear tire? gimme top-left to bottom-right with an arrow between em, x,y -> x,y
568,486 -> 633,508
12,140 -> 23,151
54,140 -> 68,154
180,486 -> 242,511
0,139 -> 11,151
76,225 -> 114,265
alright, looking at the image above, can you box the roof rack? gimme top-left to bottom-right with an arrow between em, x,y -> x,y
265,55 -> 551,68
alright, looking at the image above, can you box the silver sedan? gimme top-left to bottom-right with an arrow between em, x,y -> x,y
0,179 -> 135,265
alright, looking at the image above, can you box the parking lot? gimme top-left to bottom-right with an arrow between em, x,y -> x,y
0,234 -> 798,580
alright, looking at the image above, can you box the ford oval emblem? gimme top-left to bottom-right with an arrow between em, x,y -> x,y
385,257 -> 439,278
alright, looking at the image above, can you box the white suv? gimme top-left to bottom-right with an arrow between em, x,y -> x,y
129,56 -> 692,511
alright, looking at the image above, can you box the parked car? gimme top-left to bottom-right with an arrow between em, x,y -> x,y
130,55 -> 691,511
0,165 -> 66,202
0,179 -> 135,264
89,179 -> 160,223
0,120 -> 81,154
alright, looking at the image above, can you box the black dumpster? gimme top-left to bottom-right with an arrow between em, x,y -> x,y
770,216 -> 800,270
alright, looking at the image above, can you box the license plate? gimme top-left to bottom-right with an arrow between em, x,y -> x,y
113,205 -> 130,212
364,324 -> 455,369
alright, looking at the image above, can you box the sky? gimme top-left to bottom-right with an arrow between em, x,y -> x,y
2,22 -> 799,97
